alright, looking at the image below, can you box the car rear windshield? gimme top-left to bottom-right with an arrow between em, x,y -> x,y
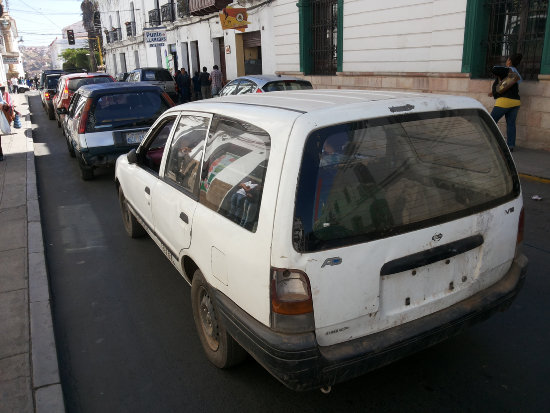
47,77 -> 60,89
86,91 -> 170,132
293,109 -> 519,252
262,80 -> 313,92
142,69 -> 173,81
68,76 -> 112,92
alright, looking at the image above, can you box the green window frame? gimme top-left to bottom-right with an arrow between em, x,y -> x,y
462,0 -> 550,78
297,0 -> 343,75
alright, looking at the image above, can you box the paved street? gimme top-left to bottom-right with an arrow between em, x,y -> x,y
1,91 -> 549,412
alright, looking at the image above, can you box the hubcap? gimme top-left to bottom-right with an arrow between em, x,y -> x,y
199,287 -> 219,351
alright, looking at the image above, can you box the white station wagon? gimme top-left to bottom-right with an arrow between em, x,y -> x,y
115,90 -> 528,391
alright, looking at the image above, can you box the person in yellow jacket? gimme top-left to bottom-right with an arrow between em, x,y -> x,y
489,53 -> 523,151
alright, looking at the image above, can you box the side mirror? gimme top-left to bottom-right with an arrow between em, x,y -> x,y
56,107 -> 68,115
127,148 -> 138,164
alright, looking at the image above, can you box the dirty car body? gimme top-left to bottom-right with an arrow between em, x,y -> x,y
115,90 -> 527,391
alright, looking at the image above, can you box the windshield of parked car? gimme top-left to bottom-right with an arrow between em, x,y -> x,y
262,80 -> 313,92
68,76 -> 113,92
86,91 -> 170,131
293,109 -> 518,252
142,70 -> 173,81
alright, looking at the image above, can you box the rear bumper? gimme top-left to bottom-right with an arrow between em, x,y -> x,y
79,146 -> 136,168
213,253 -> 528,391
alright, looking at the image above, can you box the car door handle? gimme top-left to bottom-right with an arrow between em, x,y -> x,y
144,186 -> 150,195
179,212 -> 188,223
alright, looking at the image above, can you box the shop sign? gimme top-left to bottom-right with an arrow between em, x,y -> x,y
3,56 -> 19,64
144,28 -> 167,47
220,6 -> 250,32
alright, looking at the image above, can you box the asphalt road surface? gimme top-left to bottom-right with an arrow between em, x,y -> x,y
29,93 -> 549,413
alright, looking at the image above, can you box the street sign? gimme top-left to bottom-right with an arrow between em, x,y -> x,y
144,28 -> 167,48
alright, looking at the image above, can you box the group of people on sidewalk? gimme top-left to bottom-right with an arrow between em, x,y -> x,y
174,65 -> 224,104
0,83 -> 18,161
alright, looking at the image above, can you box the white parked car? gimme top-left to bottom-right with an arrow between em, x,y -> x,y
115,89 -> 528,391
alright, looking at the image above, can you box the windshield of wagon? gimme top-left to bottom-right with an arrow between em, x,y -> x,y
293,109 -> 518,252
87,91 -> 170,131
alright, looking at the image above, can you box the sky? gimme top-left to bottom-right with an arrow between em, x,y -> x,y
7,0 -> 84,47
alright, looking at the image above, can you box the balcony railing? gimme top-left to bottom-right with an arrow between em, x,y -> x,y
177,0 -> 190,17
125,21 -> 136,37
161,2 -> 175,23
108,28 -> 122,43
149,8 -> 161,27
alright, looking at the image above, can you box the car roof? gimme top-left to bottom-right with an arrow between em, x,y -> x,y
133,67 -> 170,71
77,82 -> 163,96
235,74 -> 310,83
60,72 -> 111,80
174,89 -> 484,116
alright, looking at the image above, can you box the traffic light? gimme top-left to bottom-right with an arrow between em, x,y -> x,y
67,29 -> 75,45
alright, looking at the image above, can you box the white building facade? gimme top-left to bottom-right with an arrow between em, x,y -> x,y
96,0 -> 550,150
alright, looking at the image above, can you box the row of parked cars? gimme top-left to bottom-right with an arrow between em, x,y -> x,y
40,69 -> 527,392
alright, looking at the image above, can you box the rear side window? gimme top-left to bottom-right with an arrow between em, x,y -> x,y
293,109 -> 518,252
86,91 -> 170,132
263,80 -> 313,92
235,80 -> 256,95
143,69 -> 173,81
200,116 -> 270,232
68,76 -> 113,92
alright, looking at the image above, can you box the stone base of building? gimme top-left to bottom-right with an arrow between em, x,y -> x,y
279,71 -> 550,151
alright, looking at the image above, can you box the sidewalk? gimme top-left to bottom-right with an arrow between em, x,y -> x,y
0,93 -> 548,413
0,93 -> 65,413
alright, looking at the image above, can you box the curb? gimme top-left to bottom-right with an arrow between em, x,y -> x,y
24,94 -> 66,413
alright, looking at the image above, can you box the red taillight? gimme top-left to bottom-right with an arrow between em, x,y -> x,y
45,92 -> 51,100
62,85 -> 69,100
255,88 -> 263,93
517,207 -> 525,245
78,98 -> 93,134
270,268 -> 313,315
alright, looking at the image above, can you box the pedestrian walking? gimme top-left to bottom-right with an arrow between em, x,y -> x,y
199,67 -> 211,99
192,71 -> 202,100
489,53 -> 523,151
209,65 -> 223,97
0,88 -> 12,161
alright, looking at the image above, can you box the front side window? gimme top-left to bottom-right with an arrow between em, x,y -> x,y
200,116 -> 270,232
294,109 -> 519,252
138,116 -> 177,174
164,115 -> 210,195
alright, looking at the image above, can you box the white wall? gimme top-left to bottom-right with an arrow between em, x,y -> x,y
273,0 -> 301,73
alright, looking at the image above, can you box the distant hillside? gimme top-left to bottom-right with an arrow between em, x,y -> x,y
20,46 -> 51,78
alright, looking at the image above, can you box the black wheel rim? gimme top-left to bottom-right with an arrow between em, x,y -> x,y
198,286 -> 219,352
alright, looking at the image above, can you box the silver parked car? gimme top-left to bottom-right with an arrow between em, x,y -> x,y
127,67 -> 178,103
218,74 -> 313,96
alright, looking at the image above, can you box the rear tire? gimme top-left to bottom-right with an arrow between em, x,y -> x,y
78,158 -> 94,180
47,107 -> 55,120
66,138 -> 75,157
118,188 -> 146,238
191,269 -> 247,368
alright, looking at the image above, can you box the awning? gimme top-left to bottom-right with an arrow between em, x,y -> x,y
189,0 -> 232,16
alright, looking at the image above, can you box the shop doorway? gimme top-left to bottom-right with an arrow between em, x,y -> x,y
242,31 -> 261,75
169,44 -> 178,74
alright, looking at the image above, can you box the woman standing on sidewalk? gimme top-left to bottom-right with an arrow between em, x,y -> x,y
489,53 -> 523,151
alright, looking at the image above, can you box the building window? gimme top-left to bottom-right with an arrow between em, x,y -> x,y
462,0 -> 550,78
311,0 -> 338,75
486,0 -> 548,80
298,0 -> 342,76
